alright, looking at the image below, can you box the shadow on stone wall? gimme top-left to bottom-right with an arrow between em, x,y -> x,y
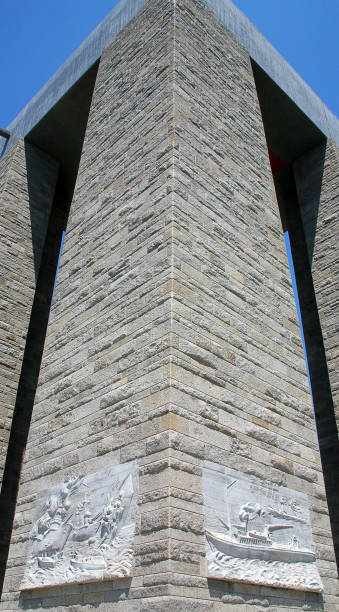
207,577 -> 324,609
25,144 -> 58,280
293,141 -> 326,265
19,579 -> 132,609
273,144 -> 339,573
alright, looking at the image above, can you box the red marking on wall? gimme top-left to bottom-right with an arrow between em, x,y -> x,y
268,149 -> 285,174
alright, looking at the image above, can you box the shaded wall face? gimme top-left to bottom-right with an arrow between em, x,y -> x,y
294,139 -> 338,411
293,139 -> 339,566
252,47 -> 339,573
2,0 -> 337,609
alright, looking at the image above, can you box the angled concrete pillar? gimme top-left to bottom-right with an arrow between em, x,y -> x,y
1,0 -> 337,610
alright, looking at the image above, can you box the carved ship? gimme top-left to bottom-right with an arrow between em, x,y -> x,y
206,530 -> 316,564
37,556 -> 57,569
70,556 -> 107,571
70,524 -> 95,542
39,523 -> 72,554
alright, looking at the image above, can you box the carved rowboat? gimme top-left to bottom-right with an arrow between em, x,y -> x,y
70,556 -> 106,571
39,523 -> 72,554
37,556 -> 57,569
70,525 -> 95,542
206,530 -> 316,564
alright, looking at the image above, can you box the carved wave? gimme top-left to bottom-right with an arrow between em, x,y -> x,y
207,549 -> 323,593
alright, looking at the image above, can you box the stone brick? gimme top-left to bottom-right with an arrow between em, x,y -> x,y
1,0 -> 337,609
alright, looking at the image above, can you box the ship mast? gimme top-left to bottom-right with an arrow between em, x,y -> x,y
225,479 -> 236,535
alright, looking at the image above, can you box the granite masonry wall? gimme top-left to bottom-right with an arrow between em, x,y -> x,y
1,0 -> 337,610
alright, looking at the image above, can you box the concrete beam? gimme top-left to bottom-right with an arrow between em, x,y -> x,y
5,0 -> 339,149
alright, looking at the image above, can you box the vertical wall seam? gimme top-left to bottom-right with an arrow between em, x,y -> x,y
169,0 -> 177,392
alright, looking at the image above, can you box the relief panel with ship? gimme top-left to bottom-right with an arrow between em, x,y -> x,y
202,461 -> 323,592
21,460 -> 138,589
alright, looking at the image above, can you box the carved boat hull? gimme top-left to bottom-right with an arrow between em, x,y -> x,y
70,525 -> 95,542
39,523 -> 72,554
70,557 -> 106,571
37,557 -> 57,569
206,530 -> 316,564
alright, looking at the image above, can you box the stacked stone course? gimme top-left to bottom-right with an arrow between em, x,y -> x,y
0,0 -> 337,610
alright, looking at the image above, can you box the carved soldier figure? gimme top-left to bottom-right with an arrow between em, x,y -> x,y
100,494 -> 124,544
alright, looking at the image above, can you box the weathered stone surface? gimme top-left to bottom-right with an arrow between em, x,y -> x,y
1,0 -> 337,609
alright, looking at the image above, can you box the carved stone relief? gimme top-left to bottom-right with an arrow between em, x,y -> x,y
202,461 -> 323,592
21,460 -> 139,589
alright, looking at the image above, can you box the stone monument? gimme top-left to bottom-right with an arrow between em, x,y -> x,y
0,0 -> 338,610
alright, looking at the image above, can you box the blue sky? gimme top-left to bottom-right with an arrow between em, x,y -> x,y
0,0 -> 338,127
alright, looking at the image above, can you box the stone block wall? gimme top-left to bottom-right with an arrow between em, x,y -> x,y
0,141 -> 59,489
1,0 -> 337,610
